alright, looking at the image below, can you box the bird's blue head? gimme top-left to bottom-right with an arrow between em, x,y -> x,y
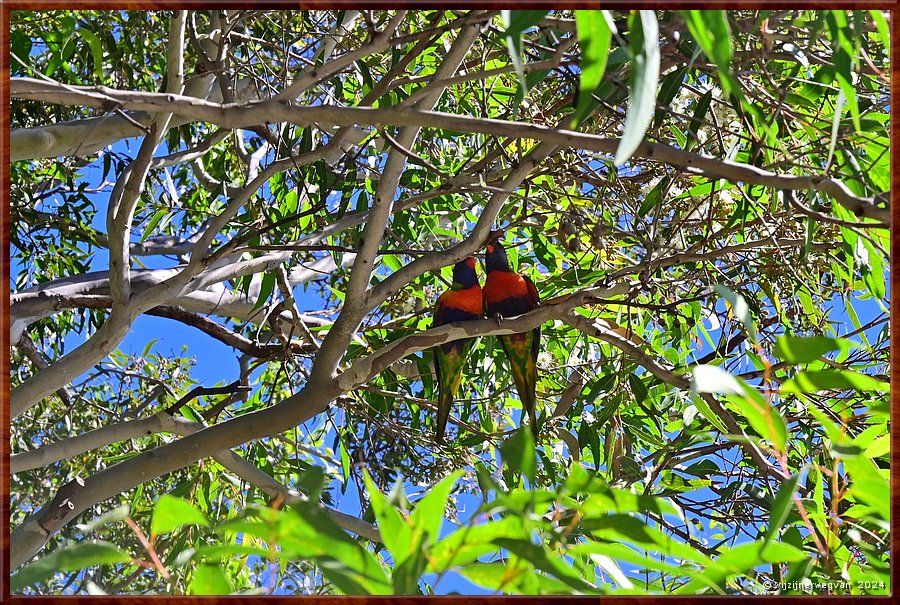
452,257 -> 479,288
483,241 -> 510,273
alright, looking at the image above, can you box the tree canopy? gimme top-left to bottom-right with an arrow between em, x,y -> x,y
8,9 -> 890,595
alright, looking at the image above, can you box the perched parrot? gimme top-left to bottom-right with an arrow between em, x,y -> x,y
432,257 -> 483,444
483,240 -> 541,439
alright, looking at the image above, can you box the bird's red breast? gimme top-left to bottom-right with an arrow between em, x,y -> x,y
484,270 -> 532,304
436,285 -> 483,317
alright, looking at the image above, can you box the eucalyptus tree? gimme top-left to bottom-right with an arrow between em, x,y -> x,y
9,9 -> 889,595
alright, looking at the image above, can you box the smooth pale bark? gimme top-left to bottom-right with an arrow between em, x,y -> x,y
10,78 -> 885,224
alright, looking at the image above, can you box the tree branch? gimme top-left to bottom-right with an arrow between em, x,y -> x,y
11,78 -> 884,223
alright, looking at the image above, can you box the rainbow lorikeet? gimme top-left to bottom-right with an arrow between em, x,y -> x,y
483,241 -> 541,439
432,257 -> 483,444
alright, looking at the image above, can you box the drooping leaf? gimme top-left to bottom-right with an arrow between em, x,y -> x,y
615,10 -> 660,166
252,271 -> 277,311
763,473 -> 801,546
781,369 -> 889,394
680,11 -> 735,95
11,542 -> 132,592
499,425 -> 537,483
572,10 -> 615,127
774,335 -> 852,364
409,471 -> 462,543
502,10 -> 550,92
151,494 -> 209,536
139,209 -> 168,244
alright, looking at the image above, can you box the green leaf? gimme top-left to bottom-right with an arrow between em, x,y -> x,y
429,516 -> 526,573
75,505 -> 130,533
459,561 -> 522,591
276,502 -> 392,594
677,540 -> 805,594
361,470 -> 411,561
10,30 -> 33,76
713,285 -> 758,344
297,464 -> 327,501
503,11 -> 550,39
781,369 -> 889,394
679,11 -> 776,143
693,366 -> 787,451
763,473 -> 801,546
655,66 -> 687,126
628,373 -> 649,406
868,10 -> 890,57
11,541 -> 131,592
774,335 -> 852,364
392,541 -> 426,595
826,11 -> 861,133
252,271 -> 277,311
179,403 -> 204,424
77,29 -> 104,79
689,393 -> 730,433
615,10 -> 660,165
409,471 -> 462,544
571,542 -> 717,591
581,513 -> 710,564
572,10 -> 615,127
139,209 -> 167,243
858,238 -> 886,301
680,11 -> 734,95
189,564 -> 233,595
831,442 -> 863,458
843,456 -> 890,520
863,434 -> 890,459
151,494 -> 209,536
824,88 -> 846,171
492,537 -> 595,592
499,425 -> 536,482
681,459 -> 719,478
724,385 -> 788,452
338,434 -> 351,486
684,90 -> 712,152
194,543 -> 271,560
502,10 -> 550,92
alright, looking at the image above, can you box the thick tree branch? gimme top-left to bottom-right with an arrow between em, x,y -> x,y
14,334 -> 74,407
10,254 -> 346,342
11,409 -> 379,542
11,78 -> 884,223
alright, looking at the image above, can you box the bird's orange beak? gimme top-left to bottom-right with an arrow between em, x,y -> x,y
486,244 -> 495,254
464,257 -> 476,269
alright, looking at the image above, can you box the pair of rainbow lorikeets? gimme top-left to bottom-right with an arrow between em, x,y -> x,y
432,240 -> 540,444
